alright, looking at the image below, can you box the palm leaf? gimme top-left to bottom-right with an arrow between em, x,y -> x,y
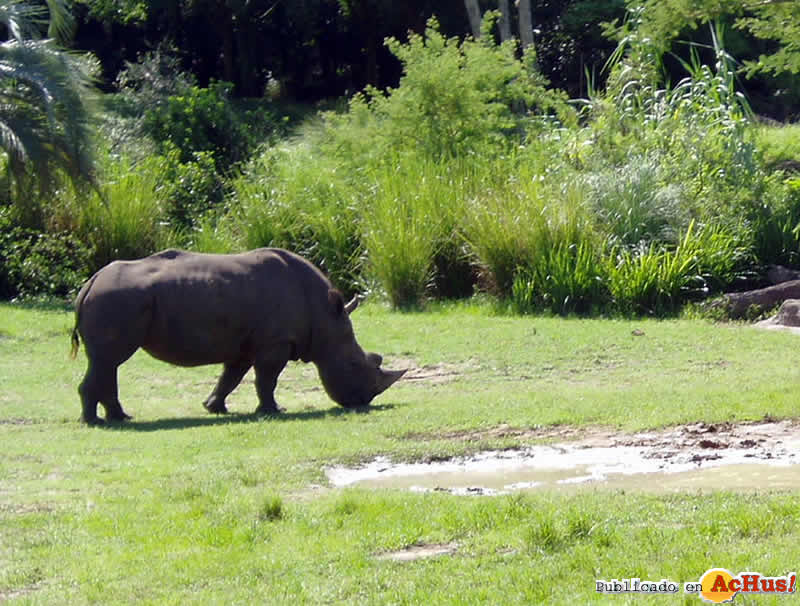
0,32 -> 99,204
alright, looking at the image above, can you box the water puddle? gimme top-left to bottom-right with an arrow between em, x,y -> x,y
326,420 -> 800,495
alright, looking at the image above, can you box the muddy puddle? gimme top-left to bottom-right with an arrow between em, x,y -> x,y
326,420 -> 800,495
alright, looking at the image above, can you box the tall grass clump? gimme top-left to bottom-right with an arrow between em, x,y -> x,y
588,20 -> 761,223
466,178 -> 603,313
743,176 -> 800,269
76,155 -> 169,271
189,213 -> 239,254
606,221 -> 745,315
231,146 -> 363,295
511,241 -> 607,315
586,156 -> 688,247
361,157 -> 471,308
362,186 -> 433,308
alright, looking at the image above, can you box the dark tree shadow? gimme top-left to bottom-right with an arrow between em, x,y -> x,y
106,402 -> 401,432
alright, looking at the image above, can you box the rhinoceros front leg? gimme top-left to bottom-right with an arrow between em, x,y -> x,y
204,362 -> 251,414
253,351 -> 289,416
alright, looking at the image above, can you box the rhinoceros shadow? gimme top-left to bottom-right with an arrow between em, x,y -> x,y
108,402 -> 400,432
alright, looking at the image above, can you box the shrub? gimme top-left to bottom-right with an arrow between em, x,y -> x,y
153,145 -> 225,232
361,157 -> 475,308
586,156 -> 688,247
323,16 -> 572,166
361,182 -> 437,308
143,81 -> 253,171
465,179 -> 594,297
0,208 -> 91,298
257,496 -> 283,522
743,176 -> 800,268
189,213 -> 239,254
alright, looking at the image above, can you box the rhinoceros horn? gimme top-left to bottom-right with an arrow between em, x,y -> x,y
345,295 -> 360,315
375,368 -> 406,396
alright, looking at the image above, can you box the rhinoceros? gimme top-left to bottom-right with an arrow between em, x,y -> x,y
70,248 -> 406,425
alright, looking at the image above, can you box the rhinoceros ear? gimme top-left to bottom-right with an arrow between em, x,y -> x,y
328,289 -> 345,316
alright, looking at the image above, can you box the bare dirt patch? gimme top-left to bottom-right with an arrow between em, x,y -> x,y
393,357 -> 478,385
402,423 -> 599,444
0,417 -> 43,425
374,542 -> 458,562
0,583 -> 45,602
328,419 -> 800,495
0,502 -> 56,515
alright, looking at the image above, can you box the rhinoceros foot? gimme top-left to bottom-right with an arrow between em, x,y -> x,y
254,403 -> 285,417
104,404 -> 132,423
81,414 -> 105,426
203,398 -> 229,415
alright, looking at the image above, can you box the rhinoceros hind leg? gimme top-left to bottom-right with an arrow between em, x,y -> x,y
78,363 -> 104,425
80,412 -> 105,426
204,362 -> 251,414
79,360 -> 130,425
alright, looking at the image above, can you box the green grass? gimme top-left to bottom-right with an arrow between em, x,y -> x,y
755,123 -> 800,172
2,301 -> 800,604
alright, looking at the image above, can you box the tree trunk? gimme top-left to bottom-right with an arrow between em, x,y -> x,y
518,0 -> 534,49
464,0 -> 482,38
220,14 -> 236,87
498,0 -> 512,42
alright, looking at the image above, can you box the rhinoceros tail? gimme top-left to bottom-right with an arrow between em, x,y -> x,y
70,271 -> 99,359
70,327 -> 80,359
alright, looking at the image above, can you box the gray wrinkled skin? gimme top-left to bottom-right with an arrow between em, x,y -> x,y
70,248 -> 405,425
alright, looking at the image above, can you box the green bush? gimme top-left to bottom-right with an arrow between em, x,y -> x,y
323,16 -> 572,166
361,157 -> 477,308
0,208 -> 91,299
465,178 -> 594,297
153,145 -> 225,232
586,157 -> 688,246
189,213 -> 239,254
144,81 -> 253,171
742,176 -> 800,268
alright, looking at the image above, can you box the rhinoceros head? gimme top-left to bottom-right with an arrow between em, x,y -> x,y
315,291 -> 406,408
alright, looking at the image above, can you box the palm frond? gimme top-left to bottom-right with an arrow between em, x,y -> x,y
45,0 -> 75,44
0,41 -> 98,193
0,0 -> 46,42
0,0 -> 99,218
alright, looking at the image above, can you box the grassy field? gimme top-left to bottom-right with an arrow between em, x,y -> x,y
2,300 -> 800,604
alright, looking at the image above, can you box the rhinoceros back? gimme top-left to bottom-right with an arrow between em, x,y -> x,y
77,248 -> 315,367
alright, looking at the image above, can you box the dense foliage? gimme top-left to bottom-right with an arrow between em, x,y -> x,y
3,2 -> 800,317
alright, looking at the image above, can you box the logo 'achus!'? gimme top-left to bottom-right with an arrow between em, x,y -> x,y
699,568 -> 796,603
